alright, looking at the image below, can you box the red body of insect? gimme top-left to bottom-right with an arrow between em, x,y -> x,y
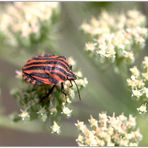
22,54 -> 77,85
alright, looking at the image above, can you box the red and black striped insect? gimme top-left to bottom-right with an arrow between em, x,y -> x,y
22,54 -> 81,100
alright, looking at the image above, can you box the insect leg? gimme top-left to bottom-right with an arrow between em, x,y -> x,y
70,80 -> 73,87
47,85 -> 56,96
40,85 -> 56,103
61,83 -> 67,96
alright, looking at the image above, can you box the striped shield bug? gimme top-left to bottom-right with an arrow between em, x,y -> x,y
22,54 -> 81,100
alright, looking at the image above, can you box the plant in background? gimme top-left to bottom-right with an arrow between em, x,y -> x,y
127,56 -> 148,114
81,10 -> 148,74
12,56 -> 88,134
0,2 -> 59,51
75,112 -> 142,146
0,2 -> 147,146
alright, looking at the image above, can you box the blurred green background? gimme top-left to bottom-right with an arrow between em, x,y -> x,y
0,2 -> 148,146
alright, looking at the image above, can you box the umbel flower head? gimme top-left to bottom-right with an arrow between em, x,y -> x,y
12,56 -> 88,134
0,2 -> 59,48
127,56 -> 148,114
75,112 -> 142,146
81,10 -> 148,73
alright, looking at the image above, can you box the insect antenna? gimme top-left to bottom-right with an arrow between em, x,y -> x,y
73,80 -> 82,100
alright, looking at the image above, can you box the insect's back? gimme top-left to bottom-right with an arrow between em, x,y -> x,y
22,54 -> 76,85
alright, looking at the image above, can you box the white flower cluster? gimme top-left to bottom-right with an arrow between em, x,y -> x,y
137,104 -> 147,114
19,109 -> 30,121
51,121 -> 61,135
15,56 -> 88,135
127,56 -> 148,114
82,10 -> 148,70
0,2 -> 59,46
75,112 -> 142,146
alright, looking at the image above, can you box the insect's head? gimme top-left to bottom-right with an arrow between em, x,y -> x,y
67,71 -> 77,80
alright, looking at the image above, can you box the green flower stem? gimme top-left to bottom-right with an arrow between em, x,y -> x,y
0,114 -> 76,138
0,115 -> 46,133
